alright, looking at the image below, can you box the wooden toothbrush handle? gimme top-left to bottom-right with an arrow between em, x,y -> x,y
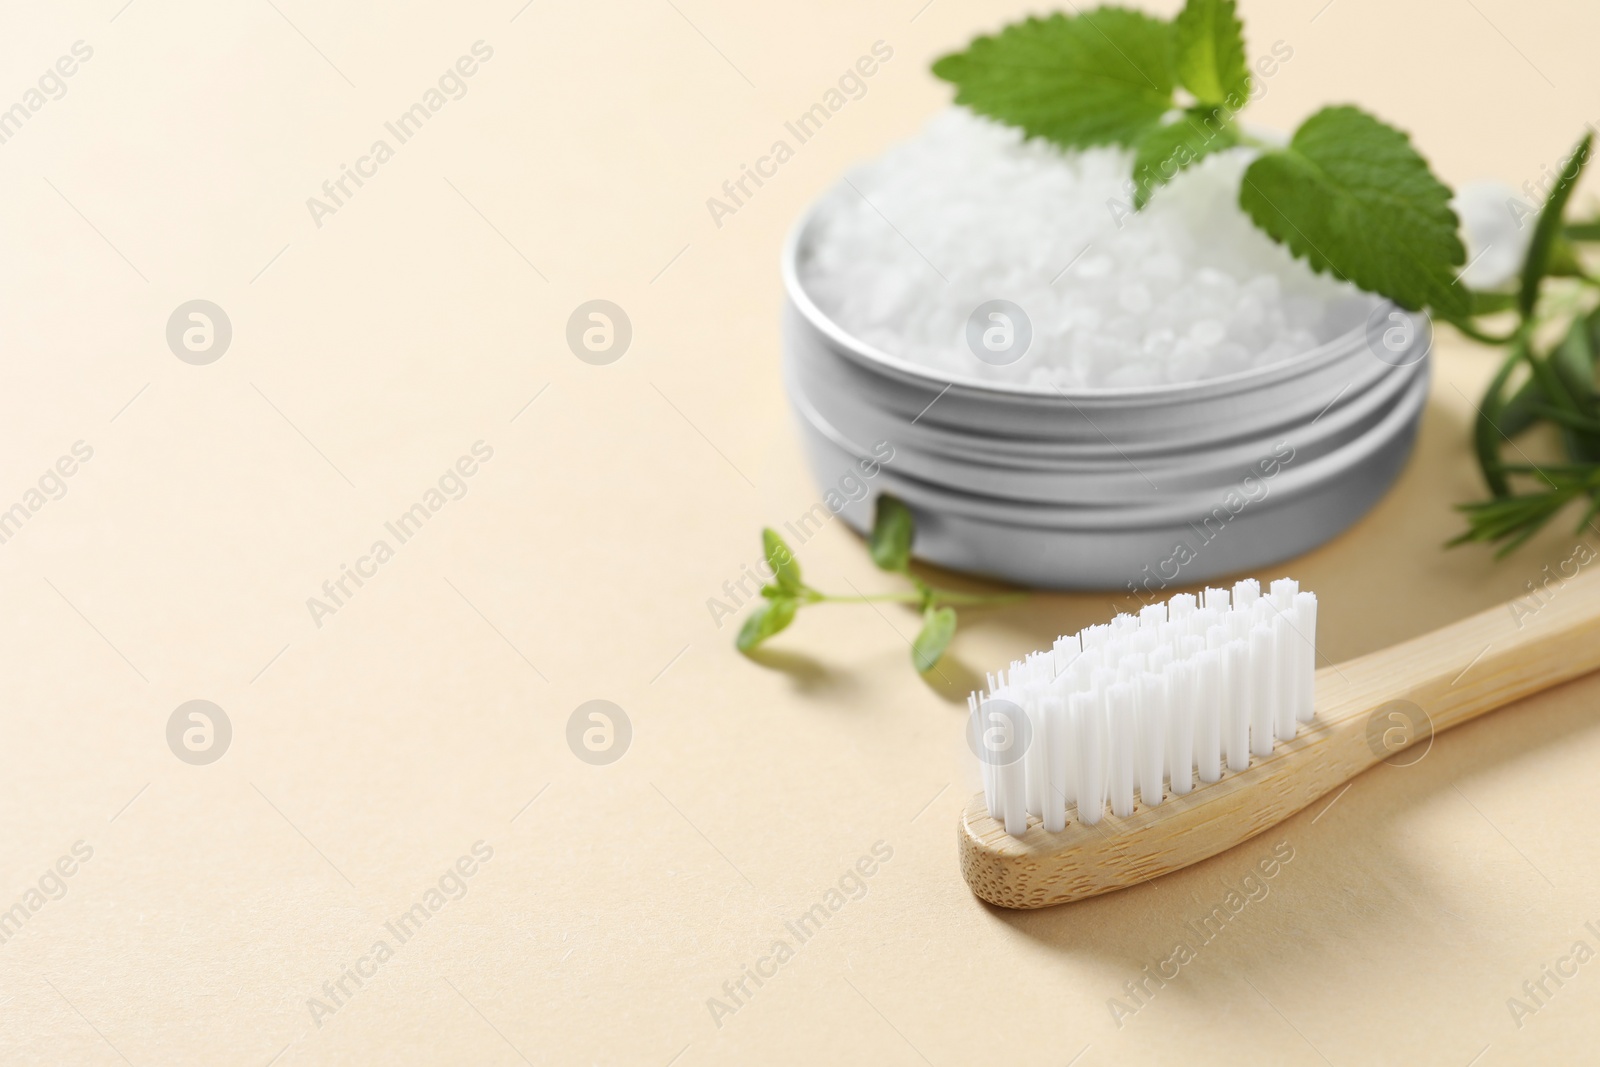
958,560 -> 1600,909
1314,554 -> 1600,739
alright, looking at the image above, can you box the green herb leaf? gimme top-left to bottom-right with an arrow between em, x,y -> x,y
1474,341 -> 1526,498
1549,319 -> 1600,462
1452,484 -> 1586,557
912,606 -> 958,673
1132,107 -> 1240,208
931,9 -> 1175,150
1585,303 -> 1600,366
1495,372 -> 1544,440
1553,316 -> 1598,407
735,597 -> 798,652
761,527 -> 801,594
868,494 -> 915,573
1172,0 -> 1249,107
1238,106 -> 1469,318
1469,289 -> 1519,316
1491,310 -> 1600,441
1525,349 -> 1593,463
1565,220 -> 1600,242
1546,237 -> 1586,279
1520,132 -> 1593,317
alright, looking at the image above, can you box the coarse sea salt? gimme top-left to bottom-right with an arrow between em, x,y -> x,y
798,108 -> 1373,391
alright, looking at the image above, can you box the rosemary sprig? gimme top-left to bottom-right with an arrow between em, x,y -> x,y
1453,131 -> 1600,554
1452,469 -> 1600,558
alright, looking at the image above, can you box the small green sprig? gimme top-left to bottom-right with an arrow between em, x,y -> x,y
1450,133 -> 1600,556
735,495 -> 1025,673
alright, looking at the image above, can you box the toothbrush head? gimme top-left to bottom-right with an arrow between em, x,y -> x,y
961,577 -> 1318,906
961,566 -> 1600,906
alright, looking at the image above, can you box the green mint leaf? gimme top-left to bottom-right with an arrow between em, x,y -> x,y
1172,0 -> 1249,106
868,494 -> 915,573
1238,106 -> 1468,318
1132,107 -> 1240,208
761,527 -> 801,594
736,597 -> 798,652
1520,132 -> 1593,316
912,606 -> 958,673
931,9 -> 1175,149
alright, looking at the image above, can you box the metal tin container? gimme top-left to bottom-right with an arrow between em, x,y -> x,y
780,200 -> 1431,591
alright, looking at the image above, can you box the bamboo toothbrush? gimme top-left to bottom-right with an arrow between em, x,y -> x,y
960,571 -> 1600,909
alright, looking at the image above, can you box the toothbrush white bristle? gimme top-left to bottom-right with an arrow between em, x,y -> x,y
967,578 -> 1318,837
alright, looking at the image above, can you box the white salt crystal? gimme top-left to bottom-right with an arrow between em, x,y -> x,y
1188,320 -> 1226,347
798,108 -> 1365,390
1141,254 -> 1183,283
1210,342 -> 1251,375
1106,362 -> 1160,387
1233,294 -> 1265,330
1244,274 -> 1281,302
1141,328 -> 1176,358
1165,340 -> 1209,382
1118,283 -> 1153,314
1078,255 -> 1114,279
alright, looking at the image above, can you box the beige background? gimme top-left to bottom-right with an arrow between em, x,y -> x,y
0,0 -> 1596,1063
